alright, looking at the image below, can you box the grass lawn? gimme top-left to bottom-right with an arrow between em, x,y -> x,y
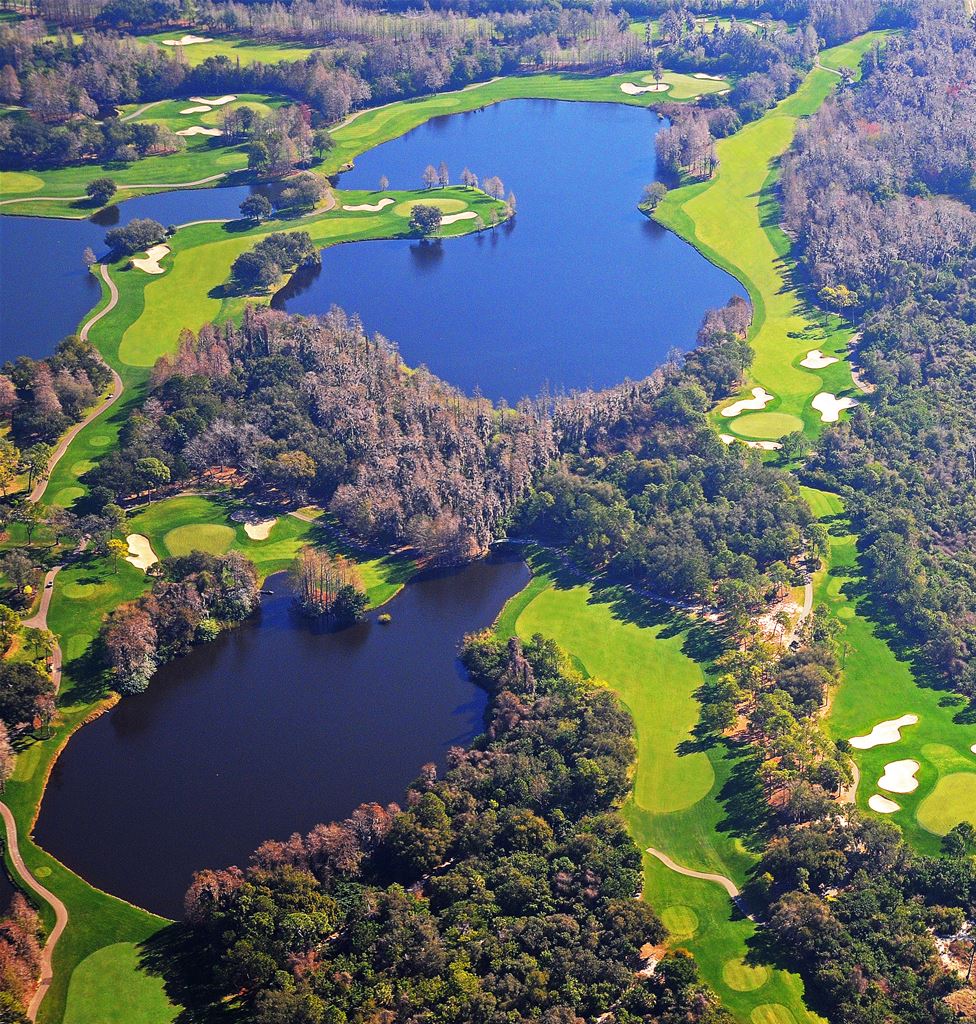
0,94 -> 285,216
63,943 -> 176,1024
497,550 -> 820,1024
136,30 -> 319,65
654,32 -> 890,443
804,487 -> 976,853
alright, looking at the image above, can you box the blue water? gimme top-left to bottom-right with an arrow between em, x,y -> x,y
276,100 -> 745,400
0,185 -> 253,362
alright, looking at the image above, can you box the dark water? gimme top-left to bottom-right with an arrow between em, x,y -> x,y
0,185 -> 254,362
275,99 -> 745,401
35,553 -> 528,918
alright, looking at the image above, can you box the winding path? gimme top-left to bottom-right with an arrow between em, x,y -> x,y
31,266 -> 123,503
0,803 -> 69,1022
7,264 -> 123,1019
646,847 -> 754,920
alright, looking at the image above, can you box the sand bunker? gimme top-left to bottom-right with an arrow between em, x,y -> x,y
812,392 -> 858,422
244,518 -> 277,541
721,387 -> 774,418
189,95 -> 237,106
131,244 -> 170,274
692,72 -> 726,81
800,349 -> 839,369
343,197 -> 395,212
850,714 -> 918,750
720,434 -> 781,451
180,105 -> 212,114
720,434 -> 736,445
162,34 -> 212,45
125,534 -> 159,571
879,759 -> 920,794
177,126 -> 223,137
440,211 -> 478,225
869,794 -> 902,814
621,82 -> 670,95
971,744 -> 976,755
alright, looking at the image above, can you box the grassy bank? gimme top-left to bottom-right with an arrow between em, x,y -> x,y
496,551 -> 820,1024
654,32 -> 889,443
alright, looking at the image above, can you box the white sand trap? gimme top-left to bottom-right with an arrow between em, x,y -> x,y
812,392 -> 858,422
440,211 -> 479,225
721,387 -> 774,417
125,534 -> 158,571
692,72 -> 726,81
879,759 -> 920,794
177,126 -> 223,137
971,744 -> 976,754
244,518 -> 277,541
180,105 -> 212,114
131,244 -> 170,274
869,794 -> 901,814
720,434 -> 736,445
717,89 -> 731,96
744,440 -> 782,450
162,34 -> 213,45
800,349 -> 839,369
343,197 -> 394,212
190,95 -> 237,106
850,714 -> 918,750
621,82 -> 670,95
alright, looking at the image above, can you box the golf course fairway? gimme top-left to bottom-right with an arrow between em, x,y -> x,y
497,554 -> 821,1024
655,32 -> 889,442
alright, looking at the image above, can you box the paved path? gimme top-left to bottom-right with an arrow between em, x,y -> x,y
31,266 -> 123,503
0,803 -> 69,1022
7,266 -> 121,1017
120,99 -> 164,122
646,847 -> 754,920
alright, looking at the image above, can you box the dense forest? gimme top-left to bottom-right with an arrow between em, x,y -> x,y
181,631 -> 733,1024
782,0 -> 976,696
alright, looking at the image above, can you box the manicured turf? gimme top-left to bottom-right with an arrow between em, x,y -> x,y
0,94 -> 285,216
63,943 -> 176,1024
654,33 -> 890,442
729,412 -> 803,439
804,487 -> 976,854
136,30 -> 319,65
499,551 -> 821,1023
916,772 -> 976,835
162,522 -> 235,555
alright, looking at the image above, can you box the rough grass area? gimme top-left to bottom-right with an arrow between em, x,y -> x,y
63,942 -> 176,1024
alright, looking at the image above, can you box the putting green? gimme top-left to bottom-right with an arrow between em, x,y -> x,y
729,411 -> 804,440
751,1007 -> 796,1024
65,632 -> 95,661
916,773 -> 976,836
163,522 -> 235,556
0,171 -> 43,193
724,960 -> 771,992
63,942 -> 177,1024
87,434 -> 112,448
61,582 -> 102,599
393,196 -> 467,216
660,904 -> 699,939
51,486 -> 85,507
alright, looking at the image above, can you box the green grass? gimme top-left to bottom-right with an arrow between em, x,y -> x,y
136,30 -> 320,66
63,943 -> 176,1024
803,487 -> 976,854
916,773 -> 976,836
0,94 -> 285,216
162,522 -> 235,555
654,33 -> 890,442
497,552 -> 820,1023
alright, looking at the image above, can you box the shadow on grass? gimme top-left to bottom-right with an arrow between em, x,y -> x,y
139,923 -> 234,1024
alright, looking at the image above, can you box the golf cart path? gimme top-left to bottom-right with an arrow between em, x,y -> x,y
31,265 -> 123,502
0,173 -> 228,208
646,847 -> 754,920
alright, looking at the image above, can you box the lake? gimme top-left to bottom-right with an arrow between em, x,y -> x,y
275,99 -> 745,401
0,185 -> 254,362
34,552 -> 528,918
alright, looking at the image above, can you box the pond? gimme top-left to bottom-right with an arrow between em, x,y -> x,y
0,185 -> 254,362
275,99 -> 745,401
34,552 -> 528,918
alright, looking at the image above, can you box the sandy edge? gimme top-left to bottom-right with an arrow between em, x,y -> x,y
125,533 -> 159,571
800,349 -> 839,369
244,518 -> 277,541
849,713 -> 918,750
177,126 -> 223,137
812,391 -> 858,422
162,35 -> 212,45
878,759 -> 920,794
131,244 -> 170,274
721,386 -> 774,418
621,82 -> 670,95
343,197 -> 394,212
